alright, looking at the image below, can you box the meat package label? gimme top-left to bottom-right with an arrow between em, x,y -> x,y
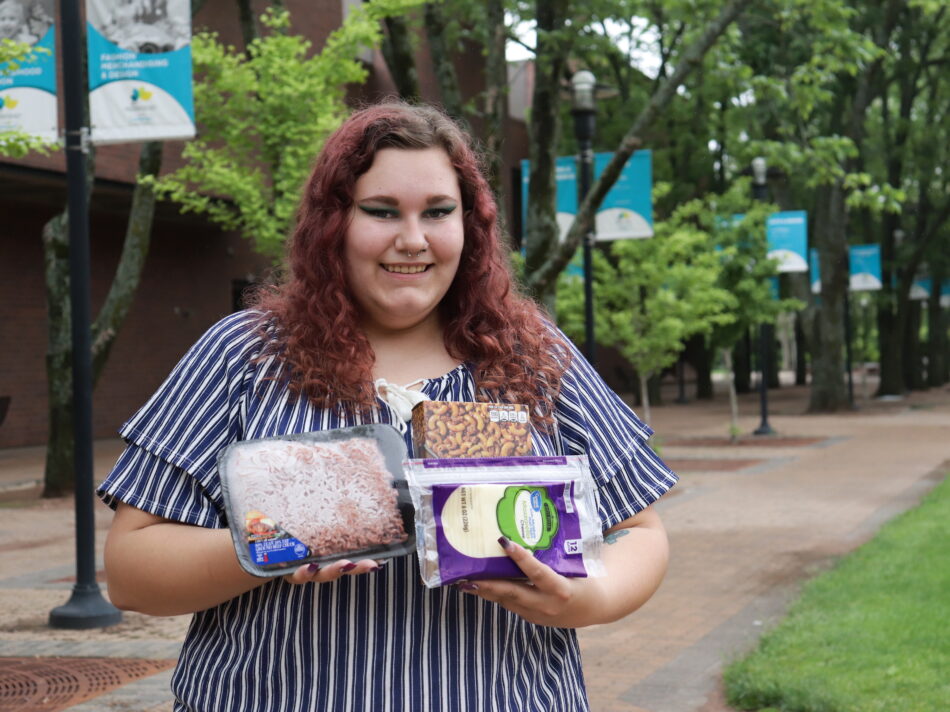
245,509 -> 311,566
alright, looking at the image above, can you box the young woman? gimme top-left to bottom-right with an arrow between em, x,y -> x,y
100,102 -> 677,711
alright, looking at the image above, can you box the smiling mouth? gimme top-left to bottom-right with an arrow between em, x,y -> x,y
382,264 -> 430,274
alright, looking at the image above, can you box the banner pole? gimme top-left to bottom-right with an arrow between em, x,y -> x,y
49,0 -> 122,630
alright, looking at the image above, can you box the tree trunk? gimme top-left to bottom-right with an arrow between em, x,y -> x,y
648,373 -> 662,407
423,3 -> 465,122
482,0 -> 509,233
877,288 -> 905,395
92,142 -> 163,381
381,16 -> 421,101
639,371 -> 652,427
235,0 -> 257,50
523,0 -> 569,307
788,262 -> 813,386
42,211 -> 74,498
686,333 -> 713,399
733,328 -> 751,393
767,327 -> 780,388
808,179 -> 850,412
928,272 -> 946,387
794,313 -> 808,385
722,348 -> 739,441
904,300 -> 925,390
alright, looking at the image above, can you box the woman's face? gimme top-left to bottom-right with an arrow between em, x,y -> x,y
344,147 -> 464,334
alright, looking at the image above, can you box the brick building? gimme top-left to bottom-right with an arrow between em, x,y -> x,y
0,0 -> 531,448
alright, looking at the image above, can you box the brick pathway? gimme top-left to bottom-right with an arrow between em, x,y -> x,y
1,382 -> 947,711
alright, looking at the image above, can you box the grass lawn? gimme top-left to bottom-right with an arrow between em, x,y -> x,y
723,470 -> 950,712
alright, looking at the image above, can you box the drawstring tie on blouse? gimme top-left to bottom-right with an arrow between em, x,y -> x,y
374,378 -> 429,433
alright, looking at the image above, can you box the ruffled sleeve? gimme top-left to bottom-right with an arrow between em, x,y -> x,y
97,311 -> 268,526
554,337 -> 678,530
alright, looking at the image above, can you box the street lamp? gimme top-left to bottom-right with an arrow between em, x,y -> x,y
843,250 -> 856,409
48,0 -> 122,629
572,70 -> 597,366
752,157 -> 775,436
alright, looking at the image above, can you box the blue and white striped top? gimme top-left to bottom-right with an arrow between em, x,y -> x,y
98,311 -> 677,712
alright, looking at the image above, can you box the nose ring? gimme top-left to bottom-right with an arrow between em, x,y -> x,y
405,246 -> 428,259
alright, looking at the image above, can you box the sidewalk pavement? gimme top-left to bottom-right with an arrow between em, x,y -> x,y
1,379 -> 948,712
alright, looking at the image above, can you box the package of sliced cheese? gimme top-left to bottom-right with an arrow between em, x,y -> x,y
404,456 -> 605,588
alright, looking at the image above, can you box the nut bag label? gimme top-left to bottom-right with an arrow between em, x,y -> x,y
431,481 -> 587,583
411,402 -> 532,459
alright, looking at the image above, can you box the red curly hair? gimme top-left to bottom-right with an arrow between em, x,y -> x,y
253,102 -> 570,422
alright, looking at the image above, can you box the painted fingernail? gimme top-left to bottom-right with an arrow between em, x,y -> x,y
458,582 -> 479,591
498,536 -> 511,550
340,563 -> 357,572
307,563 -> 320,574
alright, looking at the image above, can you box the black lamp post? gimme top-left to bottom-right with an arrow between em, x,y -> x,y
752,156 -> 775,436
572,70 -> 597,366
48,0 -> 122,629
843,275 -> 855,409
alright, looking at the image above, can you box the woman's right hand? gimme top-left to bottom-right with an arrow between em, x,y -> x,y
106,503 -> 387,614
284,559 -> 382,585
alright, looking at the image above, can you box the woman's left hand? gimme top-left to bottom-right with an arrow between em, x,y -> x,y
456,537 -> 605,628
456,506 -> 669,629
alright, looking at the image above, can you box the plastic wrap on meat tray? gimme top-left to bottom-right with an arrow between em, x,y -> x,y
405,456 -> 605,587
219,424 -> 415,577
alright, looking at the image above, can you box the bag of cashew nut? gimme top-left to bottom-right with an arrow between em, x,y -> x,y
411,401 -> 532,459
404,455 -> 605,588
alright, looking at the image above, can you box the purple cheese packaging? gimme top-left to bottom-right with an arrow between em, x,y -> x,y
217,424 -> 416,578
404,456 -> 605,587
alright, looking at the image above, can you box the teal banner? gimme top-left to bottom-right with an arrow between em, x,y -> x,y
521,150 -> 654,243
910,278 -> 931,301
0,1 -> 57,142
766,211 -> 808,273
909,277 -> 949,304
810,244 -> 884,293
86,0 -> 194,144
849,244 -> 882,291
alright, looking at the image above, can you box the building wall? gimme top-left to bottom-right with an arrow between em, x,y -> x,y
0,188 -> 269,448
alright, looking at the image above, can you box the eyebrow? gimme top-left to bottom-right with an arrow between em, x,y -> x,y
357,194 -> 459,206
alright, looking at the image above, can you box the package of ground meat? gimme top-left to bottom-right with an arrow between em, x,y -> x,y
218,425 -> 415,577
404,456 -> 605,587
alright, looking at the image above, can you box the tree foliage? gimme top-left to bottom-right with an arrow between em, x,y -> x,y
150,2 -> 422,259
556,189 -> 741,423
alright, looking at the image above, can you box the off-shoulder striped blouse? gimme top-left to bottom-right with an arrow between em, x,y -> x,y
98,310 -> 677,712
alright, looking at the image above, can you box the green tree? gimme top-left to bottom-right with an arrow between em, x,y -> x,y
556,193 -> 738,425
522,0 -> 756,304
151,1 -> 423,260
705,183 -> 802,436
860,0 -> 950,394
733,0 -> 913,410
